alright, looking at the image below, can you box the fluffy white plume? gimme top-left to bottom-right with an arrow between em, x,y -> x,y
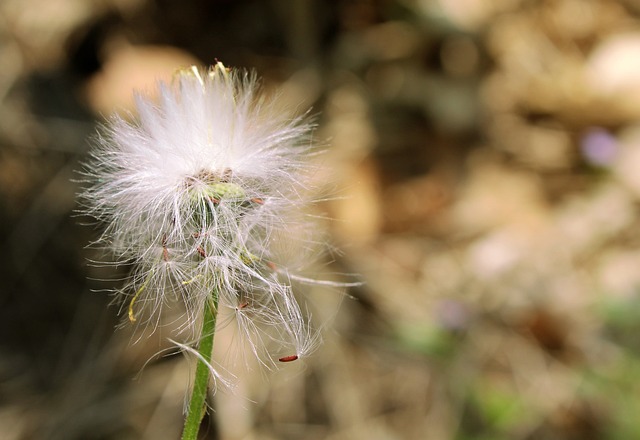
80,63 -> 322,372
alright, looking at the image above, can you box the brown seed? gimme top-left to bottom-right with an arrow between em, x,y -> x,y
162,234 -> 169,261
221,168 -> 233,182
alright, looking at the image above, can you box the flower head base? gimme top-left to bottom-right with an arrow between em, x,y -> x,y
81,62 -> 324,372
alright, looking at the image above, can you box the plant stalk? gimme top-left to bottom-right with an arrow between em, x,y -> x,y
181,293 -> 218,440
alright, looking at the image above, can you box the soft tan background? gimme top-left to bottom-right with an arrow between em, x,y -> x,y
3,1 -> 640,439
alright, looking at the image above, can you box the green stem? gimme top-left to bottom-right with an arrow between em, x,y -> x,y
181,293 -> 218,440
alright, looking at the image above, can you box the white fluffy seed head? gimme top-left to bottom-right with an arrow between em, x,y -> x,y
80,63 -> 324,373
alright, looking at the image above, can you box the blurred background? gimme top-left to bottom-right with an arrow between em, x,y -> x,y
3,0 -> 640,439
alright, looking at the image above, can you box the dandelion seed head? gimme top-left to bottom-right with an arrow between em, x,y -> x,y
79,62 -> 346,389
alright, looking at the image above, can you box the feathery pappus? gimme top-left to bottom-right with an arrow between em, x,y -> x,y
79,62 -> 328,375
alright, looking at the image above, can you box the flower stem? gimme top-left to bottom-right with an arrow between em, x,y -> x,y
181,292 -> 219,440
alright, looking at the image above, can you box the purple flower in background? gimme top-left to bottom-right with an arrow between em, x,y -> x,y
580,127 -> 618,167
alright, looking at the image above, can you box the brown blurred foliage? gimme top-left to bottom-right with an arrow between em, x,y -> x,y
3,0 -> 640,439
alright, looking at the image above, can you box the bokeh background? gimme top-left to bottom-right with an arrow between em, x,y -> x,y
3,0 -> 640,439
